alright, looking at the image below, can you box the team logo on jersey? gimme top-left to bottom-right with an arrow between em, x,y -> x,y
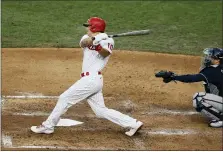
88,44 -> 102,51
221,69 -> 223,73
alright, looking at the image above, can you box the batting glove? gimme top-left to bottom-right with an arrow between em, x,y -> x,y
92,33 -> 108,45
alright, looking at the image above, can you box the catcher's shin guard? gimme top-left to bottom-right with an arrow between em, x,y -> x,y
192,92 -> 206,112
193,92 -> 223,121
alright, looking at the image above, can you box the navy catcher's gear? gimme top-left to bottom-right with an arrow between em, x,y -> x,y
171,65 -> 223,97
155,48 -> 223,127
200,65 -> 223,97
202,48 -> 223,68
155,70 -> 175,83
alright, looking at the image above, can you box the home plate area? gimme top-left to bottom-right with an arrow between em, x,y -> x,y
1,48 -> 222,150
1,96 -> 222,150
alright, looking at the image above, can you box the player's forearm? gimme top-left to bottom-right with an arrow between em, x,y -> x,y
173,74 -> 205,83
98,48 -> 111,58
80,37 -> 93,48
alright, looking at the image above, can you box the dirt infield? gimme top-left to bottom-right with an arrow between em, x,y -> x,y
1,48 -> 222,150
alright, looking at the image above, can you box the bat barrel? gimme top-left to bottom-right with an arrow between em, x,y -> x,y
108,29 -> 151,38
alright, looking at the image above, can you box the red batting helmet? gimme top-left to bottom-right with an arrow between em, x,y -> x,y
83,17 -> 106,32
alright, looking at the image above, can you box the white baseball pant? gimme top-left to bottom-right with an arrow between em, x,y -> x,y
42,73 -> 138,129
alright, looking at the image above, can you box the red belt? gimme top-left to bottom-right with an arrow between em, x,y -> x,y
81,71 -> 102,77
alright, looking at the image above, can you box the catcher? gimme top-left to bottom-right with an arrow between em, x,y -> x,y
155,48 -> 223,128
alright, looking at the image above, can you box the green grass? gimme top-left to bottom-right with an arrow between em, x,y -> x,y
2,1 -> 222,55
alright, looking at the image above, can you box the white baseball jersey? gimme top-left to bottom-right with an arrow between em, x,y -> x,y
41,34 -> 139,132
80,34 -> 114,73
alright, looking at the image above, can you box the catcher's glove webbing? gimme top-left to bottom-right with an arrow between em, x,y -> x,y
155,70 -> 176,83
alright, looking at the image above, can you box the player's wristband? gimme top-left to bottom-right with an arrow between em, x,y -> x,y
95,45 -> 102,52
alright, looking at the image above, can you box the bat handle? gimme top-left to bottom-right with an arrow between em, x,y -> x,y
108,35 -> 117,38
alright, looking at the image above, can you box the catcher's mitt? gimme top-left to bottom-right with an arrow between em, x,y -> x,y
155,70 -> 175,83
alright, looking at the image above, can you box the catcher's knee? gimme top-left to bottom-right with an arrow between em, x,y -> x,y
192,92 -> 206,112
193,92 -> 222,120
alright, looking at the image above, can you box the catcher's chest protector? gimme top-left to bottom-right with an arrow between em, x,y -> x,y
200,66 -> 223,97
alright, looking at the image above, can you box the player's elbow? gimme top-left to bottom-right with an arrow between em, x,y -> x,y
80,41 -> 88,48
98,48 -> 111,58
79,43 -> 84,48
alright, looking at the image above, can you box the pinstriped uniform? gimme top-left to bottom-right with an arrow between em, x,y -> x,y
42,34 -> 138,129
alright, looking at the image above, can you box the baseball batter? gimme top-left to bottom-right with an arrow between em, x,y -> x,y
31,17 -> 143,136
155,48 -> 223,128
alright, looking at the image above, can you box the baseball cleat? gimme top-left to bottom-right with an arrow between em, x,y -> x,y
31,125 -> 54,134
209,120 -> 223,128
125,121 -> 143,137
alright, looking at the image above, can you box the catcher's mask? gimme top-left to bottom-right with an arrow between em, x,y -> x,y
200,48 -> 223,69
83,17 -> 106,33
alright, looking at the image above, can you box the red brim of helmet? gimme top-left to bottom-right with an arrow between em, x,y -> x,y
83,23 -> 90,27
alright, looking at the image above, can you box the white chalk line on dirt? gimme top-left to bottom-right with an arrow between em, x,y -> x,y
11,110 -> 199,118
1,129 -> 198,150
141,129 -> 195,135
14,91 -> 44,96
12,112 -> 96,118
10,145 -> 119,150
1,129 -> 195,150
2,95 -> 115,100
77,128 -> 198,135
1,133 -> 119,150
1,128 -> 205,150
78,128 -> 197,135
2,95 -> 59,99
2,134 -> 13,147
1,134 -> 121,150
13,112 -> 49,116
143,109 -> 199,115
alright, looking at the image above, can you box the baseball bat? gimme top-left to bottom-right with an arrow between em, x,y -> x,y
108,29 -> 151,38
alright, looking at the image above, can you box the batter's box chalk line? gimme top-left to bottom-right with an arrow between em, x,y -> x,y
2,128 -> 207,150
14,91 -> 44,96
142,129 -> 196,135
2,134 -> 13,147
13,112 -> 50,116
12,111 -> 95,118
2,95 -> 59,99
1,134 -> 118,150
143,109 -> 199,115
2,95 -> 117,100
5,145 -> 119,150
